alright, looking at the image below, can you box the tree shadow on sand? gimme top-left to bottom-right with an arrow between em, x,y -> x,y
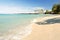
35,17 -> 60,25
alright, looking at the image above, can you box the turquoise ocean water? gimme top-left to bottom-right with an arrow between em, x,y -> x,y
0,14 -> 52,40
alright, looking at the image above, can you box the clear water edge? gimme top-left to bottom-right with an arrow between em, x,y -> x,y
0,14 -> 52,40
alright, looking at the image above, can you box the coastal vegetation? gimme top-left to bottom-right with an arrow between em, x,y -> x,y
45,4 -> 60,14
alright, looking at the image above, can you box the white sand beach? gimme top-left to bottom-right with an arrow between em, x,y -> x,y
22,15 -> 60,40
1,15 -> 60,40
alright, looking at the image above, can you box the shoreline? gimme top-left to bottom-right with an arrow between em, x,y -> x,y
0,15 -> 60,40
22,15 -> 60,40
0,24 -> 32,40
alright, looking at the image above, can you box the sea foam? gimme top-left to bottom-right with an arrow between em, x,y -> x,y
0,25 -> 32,40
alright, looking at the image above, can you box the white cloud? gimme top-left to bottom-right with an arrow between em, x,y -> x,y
0,6 -> 45,14
0,6 -> 34,14
33,7 -> 46,13
34,7 -> 44,9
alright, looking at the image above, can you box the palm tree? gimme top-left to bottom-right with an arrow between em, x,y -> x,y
52,4 -> 60,14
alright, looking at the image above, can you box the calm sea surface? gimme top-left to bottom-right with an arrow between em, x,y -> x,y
0,14 -> 51,34
0,14 -> 54,40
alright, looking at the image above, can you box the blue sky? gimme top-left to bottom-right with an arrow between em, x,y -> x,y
0,0 -> 59,13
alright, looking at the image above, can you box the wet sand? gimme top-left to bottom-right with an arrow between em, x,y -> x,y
22,15 -> 60,40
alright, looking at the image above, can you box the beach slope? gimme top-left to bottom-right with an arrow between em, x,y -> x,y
22,16 -> 60,40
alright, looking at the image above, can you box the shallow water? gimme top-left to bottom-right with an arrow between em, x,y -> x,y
0,14 -> 52,40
